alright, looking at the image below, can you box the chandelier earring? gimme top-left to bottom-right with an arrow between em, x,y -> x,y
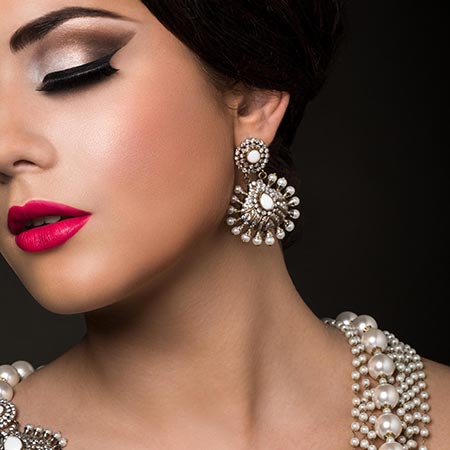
225,137 -> 301,246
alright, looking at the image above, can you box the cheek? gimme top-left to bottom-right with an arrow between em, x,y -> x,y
18,56 -> 235,313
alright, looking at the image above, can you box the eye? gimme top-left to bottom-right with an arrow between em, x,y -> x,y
36,48 -> 121,93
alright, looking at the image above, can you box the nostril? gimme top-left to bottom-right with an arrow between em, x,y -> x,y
0,171 -> 12,184
12,159 -> 35,167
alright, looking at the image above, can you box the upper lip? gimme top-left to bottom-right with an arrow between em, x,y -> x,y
7,200 -> 91,235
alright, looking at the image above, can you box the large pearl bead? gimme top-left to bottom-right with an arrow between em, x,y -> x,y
0,364 -> 20,387
0,380 -> 14,401
375,413 -> 403,439
368,353 -> 395,379
11,360 -> 35,380
373,383 -> 400,409
352,314 -> 378,335
379,442 -> 403,450
362,328 -> 388,354
336,311 -> 357,325
3,435 -> 24,450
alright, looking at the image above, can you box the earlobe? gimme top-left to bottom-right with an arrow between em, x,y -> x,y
233,89 -> 290,147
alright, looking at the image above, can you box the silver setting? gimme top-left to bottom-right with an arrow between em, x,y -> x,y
0,400 -> 17,430
226,174 -> 300,246
227,136 -> 300,246
234,137 -> 270,174
0,425 -> 68,450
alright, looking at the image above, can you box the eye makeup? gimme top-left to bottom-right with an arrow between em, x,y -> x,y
36,47 -> 120,93
28,25 -> 136,94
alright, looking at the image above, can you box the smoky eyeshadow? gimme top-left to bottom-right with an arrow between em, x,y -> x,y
28,28 -> 136,84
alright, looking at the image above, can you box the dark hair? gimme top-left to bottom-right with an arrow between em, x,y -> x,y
141,0 -> 345,251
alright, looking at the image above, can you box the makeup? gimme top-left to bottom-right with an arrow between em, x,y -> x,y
8,200 -> 92,253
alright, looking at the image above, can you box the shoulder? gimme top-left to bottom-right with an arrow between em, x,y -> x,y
420,355 -> 450,448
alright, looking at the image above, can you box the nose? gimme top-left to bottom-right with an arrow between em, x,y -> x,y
0,121 -> 57,181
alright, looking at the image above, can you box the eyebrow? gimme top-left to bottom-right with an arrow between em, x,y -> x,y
10,6 -> 135,53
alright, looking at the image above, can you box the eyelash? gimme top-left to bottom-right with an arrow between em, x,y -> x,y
36,48 -> 120,93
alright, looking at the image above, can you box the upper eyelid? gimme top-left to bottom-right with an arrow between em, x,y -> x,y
42,47 -> 121,78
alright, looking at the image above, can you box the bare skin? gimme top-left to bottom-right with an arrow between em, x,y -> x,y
1,1 -> 449,449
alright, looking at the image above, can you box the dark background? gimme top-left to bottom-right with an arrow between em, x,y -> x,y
1,1 -> 449,367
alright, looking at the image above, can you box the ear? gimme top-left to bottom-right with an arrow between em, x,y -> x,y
228,88 -> 290,147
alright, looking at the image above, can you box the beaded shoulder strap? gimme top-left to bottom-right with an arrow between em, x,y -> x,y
0,361 -> 68,450
322,311 -> 431,450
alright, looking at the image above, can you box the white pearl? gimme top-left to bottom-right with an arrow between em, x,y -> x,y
379,442 -> 403,450
0,380 -> 14,400
0,364 -> 20,387
352,314 -> 378,335
373,383 -> 400,409
368,354 -> 395,379
3,436 -> 23,450
362,328 -> 388,354
336,311 -> 357,325
375,413 -> 403,439
259,193 -> 275,210
246,149 -> 261,164
276,177 -> 287,188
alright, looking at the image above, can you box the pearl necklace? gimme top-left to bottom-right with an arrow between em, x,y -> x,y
0,311 -> 431,450
322,311 -> 431,450
0,362 -> 67,450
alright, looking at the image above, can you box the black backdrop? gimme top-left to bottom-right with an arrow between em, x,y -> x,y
1,1 -> 449,366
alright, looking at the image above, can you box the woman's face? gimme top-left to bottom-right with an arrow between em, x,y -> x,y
0,1 -> 237,313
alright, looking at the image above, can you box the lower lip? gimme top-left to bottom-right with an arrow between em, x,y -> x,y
15,215 -> 91,253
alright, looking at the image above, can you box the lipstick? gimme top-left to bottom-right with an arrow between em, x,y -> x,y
7,200 -> 92,253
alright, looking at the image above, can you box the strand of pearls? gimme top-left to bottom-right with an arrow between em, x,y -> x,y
0,360 -> 67,449
322,311 -> 431,450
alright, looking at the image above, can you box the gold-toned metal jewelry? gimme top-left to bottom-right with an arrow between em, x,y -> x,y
225,137 -> 300,246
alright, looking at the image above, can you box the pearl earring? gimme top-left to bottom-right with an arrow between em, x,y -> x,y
225,137 -> 300,246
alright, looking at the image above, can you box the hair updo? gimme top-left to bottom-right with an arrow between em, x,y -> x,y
141,0 -> 346,250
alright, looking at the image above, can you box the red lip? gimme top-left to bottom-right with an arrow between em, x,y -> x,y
7,200 -> 92,252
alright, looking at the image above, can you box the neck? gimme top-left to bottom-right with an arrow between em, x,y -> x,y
71,232 -> 347,439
